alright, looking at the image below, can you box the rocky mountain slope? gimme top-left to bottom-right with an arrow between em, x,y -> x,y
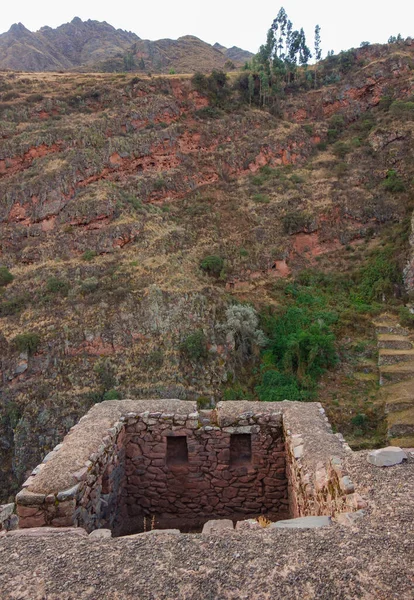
213,42 -> 253,65
0,41 -> 413,501
0,19 -> 253,73
97,36 -> 251,74
0,18 -> 140,72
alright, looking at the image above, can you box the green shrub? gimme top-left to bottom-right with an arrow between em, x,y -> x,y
191,72 -> 208,93
222,383 -> 254,401
103,389 -> 121,400
81,277 -> 99,294
180,329 -> 208,360
195,107 -> 222,119
378,95 -> 393,112
253,193 -> 270,203
12,332 -> 40,355
94,358 -> 116,391
332,141 -> 350,159
0,266 -> 13,287
382,169 -> 405,193
256,370 -> 314,401
154,176 -> 166,190
141,350 -> 164,369
327,128 -> 339,143
46,277 -> 69,296
82,250 -> 97,261
390,100 -> 414,120
25,93 -> 43,103
356,247 -> 401,302
399,307 -> 414,329
334,162 -> 349,177
200,255 -> 224,276
0,295 -> 27,317
282,211 -> 312,234
329,114 -> 345,130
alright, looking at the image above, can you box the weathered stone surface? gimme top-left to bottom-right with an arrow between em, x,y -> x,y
202,519 -> 234,534
57,484 -> 81,502
0,504 -> 14,522
367,447 -> 407,467
127,529 -> 181,538
270,516 -> 332,529
89,529 -> 112,539
15,489 -> 46,506
335,510 -> 366,526
235,519 -> 261,531
12,400 -> 358,537
5,527 -> 88,537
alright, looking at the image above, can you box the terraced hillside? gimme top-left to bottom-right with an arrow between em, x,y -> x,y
0,40 -> 413,501
375,314 -> 414,446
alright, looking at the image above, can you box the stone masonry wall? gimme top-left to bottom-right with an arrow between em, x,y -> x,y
14,400 -> 363,534
119,409 -> 287,533
284,403 -> 367,517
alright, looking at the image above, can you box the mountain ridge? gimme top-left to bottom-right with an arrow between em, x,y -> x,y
0,18 -> 253,73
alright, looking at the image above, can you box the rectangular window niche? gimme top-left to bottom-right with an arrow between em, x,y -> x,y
166,436 -> 189,466
230,433 -> 252,465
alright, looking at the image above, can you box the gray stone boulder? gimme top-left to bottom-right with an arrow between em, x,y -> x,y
270,516 -> 332,529
202,519 -> 234,534
89,529 -> 112,539
367,447 -> 407,467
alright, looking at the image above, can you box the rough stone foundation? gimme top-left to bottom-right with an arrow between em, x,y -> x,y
14,400 -> 365,535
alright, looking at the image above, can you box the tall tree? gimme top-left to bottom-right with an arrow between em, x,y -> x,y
298,29 -> 311,66
313,25 -> 322,88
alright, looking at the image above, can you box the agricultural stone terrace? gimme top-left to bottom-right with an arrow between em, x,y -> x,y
11,399 -> 365,535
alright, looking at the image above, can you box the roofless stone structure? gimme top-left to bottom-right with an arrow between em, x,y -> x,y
12,400 -> 365,535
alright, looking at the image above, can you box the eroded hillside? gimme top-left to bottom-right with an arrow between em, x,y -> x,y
0,41 -> 413,501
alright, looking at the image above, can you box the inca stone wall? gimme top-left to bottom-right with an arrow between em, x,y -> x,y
119,410 -> 287,533
14,400 -> 363,535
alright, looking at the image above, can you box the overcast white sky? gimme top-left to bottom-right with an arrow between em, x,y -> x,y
1,1 -> 413,56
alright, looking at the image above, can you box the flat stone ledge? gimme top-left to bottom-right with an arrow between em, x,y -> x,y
3,527 -> 88,538
367,447 -> 408,467
270,516 -> 332,529
124,529 -> 181,539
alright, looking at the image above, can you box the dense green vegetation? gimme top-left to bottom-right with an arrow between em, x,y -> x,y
0,266 -> 13,287
200,255 -> 224,276
254,226 -> 409,402
180,330 -> 208,361
257,304 -> 337,401
12,333 -> 41,355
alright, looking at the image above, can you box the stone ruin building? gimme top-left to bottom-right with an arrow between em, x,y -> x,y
1,399 -> 367,535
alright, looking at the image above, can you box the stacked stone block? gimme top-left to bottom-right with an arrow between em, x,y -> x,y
14,400 -> 362,535
119,409 -> 288,533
